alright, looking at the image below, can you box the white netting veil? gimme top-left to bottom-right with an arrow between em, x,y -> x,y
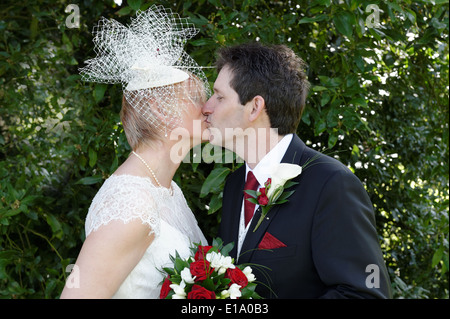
79,5 -> 210,135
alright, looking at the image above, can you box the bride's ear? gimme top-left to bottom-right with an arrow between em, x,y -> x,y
248,95 -> 266,122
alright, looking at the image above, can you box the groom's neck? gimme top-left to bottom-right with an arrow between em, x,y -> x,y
240,129 -> 284,170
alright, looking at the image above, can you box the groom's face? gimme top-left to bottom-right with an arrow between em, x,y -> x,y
202,66 -> 248,147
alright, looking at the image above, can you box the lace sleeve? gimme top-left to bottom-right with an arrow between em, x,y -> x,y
85,175 -> 160,237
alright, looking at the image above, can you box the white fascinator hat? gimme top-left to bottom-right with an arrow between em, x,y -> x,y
79,5 -> 210,135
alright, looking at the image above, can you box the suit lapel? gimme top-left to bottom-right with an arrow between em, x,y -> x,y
237,134 -> 306,264
280,134 -> 305,165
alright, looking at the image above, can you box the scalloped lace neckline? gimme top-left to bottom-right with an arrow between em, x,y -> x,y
110,173 -> 175,196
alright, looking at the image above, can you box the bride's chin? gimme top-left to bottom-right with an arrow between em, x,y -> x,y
201,127 -> 211,143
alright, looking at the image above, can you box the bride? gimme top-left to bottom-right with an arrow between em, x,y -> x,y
60,6 -> 209,298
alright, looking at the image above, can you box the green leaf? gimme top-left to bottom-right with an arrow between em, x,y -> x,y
207,194 -> 222,215
333,11 -> 355,38
30,17 -> 38,40
277,190 -> 295,202
328,133 -> 339,149
202,278 -> 216,291
312,85 -> 328,92
283,181 -> 298,189
93,84 -> 107,103
320,92 -> 331,106
244,189 -> 259,198
315,119 -> 327,135
200,167 -> 230,197
116,6 -> 133,16
212,237 -> 223,248
46,214 -> 63,238
75,175 -> 103,185
174,257 -> 188,273
88,147 -> 97,168
241,284 -> 256,298
162,267 -> 176,276
191,38 -> 216,46
432,247 -> 444,268
298,14 -> 328,24
0,250 -> 20,279
246,197 -> 259,205
127,0 -> 142,11
349,97 -> 368,108
220,242 -> 234,256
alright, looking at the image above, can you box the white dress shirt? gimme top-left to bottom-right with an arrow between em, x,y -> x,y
236,134 -> 293,259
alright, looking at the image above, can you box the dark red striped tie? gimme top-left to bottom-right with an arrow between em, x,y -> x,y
244,171 -> 259,227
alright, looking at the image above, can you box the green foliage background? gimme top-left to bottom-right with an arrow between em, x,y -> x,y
0,0 -> 448,298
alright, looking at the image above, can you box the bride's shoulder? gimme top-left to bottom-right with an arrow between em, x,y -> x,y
96,174 -> 156,198
85,174 -> 160,236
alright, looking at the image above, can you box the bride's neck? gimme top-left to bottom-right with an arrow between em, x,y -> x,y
116,138 -> 190,188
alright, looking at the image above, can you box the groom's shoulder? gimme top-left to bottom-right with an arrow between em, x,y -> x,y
299,143 -> 355,179
300,149 -> 368,194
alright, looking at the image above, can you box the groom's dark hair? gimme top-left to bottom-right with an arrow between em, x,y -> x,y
215,42 -> 310,135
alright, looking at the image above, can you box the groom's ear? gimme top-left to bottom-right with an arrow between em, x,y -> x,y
248,95 -> 266,122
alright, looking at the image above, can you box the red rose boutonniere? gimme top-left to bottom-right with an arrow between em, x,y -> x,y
245,156 -> 320,232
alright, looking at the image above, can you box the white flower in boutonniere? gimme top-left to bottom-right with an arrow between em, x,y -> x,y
245,156 -> 320,232
267,163 -> 302,199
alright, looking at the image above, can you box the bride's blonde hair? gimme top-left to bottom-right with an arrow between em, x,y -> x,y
120,76 -> 207,150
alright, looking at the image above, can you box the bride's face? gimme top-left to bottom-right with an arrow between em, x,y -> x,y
177,78 -> 209,145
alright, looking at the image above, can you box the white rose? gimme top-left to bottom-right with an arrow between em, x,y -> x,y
180,267 -> 195,284
267,163 -> 302,199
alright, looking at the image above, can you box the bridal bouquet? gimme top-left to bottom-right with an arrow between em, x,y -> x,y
159,238 -> 260,299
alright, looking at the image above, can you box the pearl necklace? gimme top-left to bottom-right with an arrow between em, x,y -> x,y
132,151 -> 172,194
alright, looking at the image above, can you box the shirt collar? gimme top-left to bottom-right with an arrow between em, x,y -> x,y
245,134 -> 293,186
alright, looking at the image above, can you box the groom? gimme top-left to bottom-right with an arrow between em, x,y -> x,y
202,42 -> 392,298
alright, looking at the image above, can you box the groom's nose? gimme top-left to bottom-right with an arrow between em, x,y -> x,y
201,97 -> 214,115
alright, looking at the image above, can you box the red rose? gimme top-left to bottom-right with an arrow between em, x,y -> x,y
159,276 -> 172,299
190,259 -> 213,282
195,245 -> 213,260
225,267 -> 248,288
187,284 -> 216,299
264,178 -> 272,188
257,187 -> 269,206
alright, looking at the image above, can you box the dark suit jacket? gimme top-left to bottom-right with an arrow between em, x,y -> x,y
219,134 -> 392,298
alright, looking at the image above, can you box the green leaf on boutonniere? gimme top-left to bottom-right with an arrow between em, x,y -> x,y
244,189 -> 260,198
277,190 -> 295,202
283,181 -> 299,189
246,197 -> 259,205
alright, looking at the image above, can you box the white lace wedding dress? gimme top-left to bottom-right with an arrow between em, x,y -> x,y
84,174 -> 207,298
